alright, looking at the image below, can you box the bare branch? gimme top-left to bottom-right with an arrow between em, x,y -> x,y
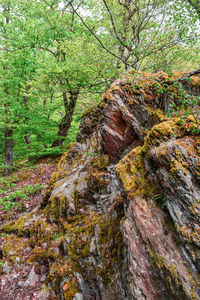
102,0 -> 123,43
70,4 -> 132,68
38,46 -> 56,57
0,45 -> 31,52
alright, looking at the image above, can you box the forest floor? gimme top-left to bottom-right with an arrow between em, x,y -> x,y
0,157 -> 59,230
0,157 -> 59,300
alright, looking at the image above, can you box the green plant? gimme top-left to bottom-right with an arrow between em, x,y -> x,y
0,179 -> 44,211
83,152 -> 100,156
153,194 -> 167,209
166,80 -> 200,133
0,233 -> 10,237
25,184 -> 44,194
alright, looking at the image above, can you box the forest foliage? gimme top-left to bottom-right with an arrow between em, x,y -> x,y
0,0 -> 199,175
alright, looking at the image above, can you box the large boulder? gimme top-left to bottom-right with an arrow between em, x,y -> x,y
0,71 -> 200,300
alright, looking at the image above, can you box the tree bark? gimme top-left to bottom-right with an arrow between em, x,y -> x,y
52,89 -> 80,147
3,128 -> 13,176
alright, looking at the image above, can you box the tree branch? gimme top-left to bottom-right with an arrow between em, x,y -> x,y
70,4 -> 132,68
38,46 -> 56,57
102,0 -> 122,44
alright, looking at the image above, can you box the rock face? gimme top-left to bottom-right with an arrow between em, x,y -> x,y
0,71 -> 200,300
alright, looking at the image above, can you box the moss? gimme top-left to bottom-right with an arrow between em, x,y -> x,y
63,280 -> 79,300
97,214 -> 124,287
27,247 -> 50,264
190,288 -> 199,300
148,248 -> 166,268
116,146 -> 158,199
146,107 -> 167,123
27,213 -> 102,294
144,120 -> 178,149
49,143 -> 78,185
47,192 -> 69,222
0,264 -> 3,275
189,202 -> 200,216
91,155 -> 110,170
2,70 -> 199,298
142,116 -> 200,157
177,224 -> 200,244
102,85 -> 123,101
2,212 -> 33,236
116,147 -> 144,194
186,267 -> 200,294
148,247 -> 186,296
82,243 -> 90,257
190,75 -> 200,86
170,159 -> 189,175
1,235 -> 29,264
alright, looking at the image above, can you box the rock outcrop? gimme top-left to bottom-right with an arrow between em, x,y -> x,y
0,71 -> 200,300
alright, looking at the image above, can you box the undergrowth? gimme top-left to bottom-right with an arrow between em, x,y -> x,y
0,178 -> 44,211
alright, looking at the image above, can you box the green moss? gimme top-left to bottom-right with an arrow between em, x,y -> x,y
170,159 -> 189,175
82,243 -> 90,257
62,280 -> 79,300
189,201 -> 200,216
146,107 -> 167,123
1,235 -> 29,263
91,155 -> 110,170
177,224 -> 200,244
49,143 -> 78,186
190,288 -> 199,300
116,146 -> 158,200
148,247 -> 186,296
2,212 -> 33,236
27,247 -> 50,264
97,214 -> 124,286
148,248 -> 166,268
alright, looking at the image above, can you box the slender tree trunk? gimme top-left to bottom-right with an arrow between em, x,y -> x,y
3,128 -> 13,176
3,4 -> 13,176
52,89 -> 80,147
22,87 -> 32,150
24,133 -> 32,149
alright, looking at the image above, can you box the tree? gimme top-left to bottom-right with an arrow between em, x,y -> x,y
0,0 -> 117,172
186,0 -> 200,16
0,0 -> 199,174
26,0 -> 116,147
71,0 -> 199,71
0,0 -> 58,172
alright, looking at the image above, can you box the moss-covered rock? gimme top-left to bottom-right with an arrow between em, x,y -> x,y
0,71 -> 200,300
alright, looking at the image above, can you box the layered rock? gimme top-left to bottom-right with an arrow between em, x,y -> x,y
117,119 -> 200,299
0,71 -> 200,300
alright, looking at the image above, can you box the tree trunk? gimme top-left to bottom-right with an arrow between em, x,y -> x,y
24,133 -> 32,149
3,5 -> 13,176
3,128 -> 13,176
52,89 -> 80,147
